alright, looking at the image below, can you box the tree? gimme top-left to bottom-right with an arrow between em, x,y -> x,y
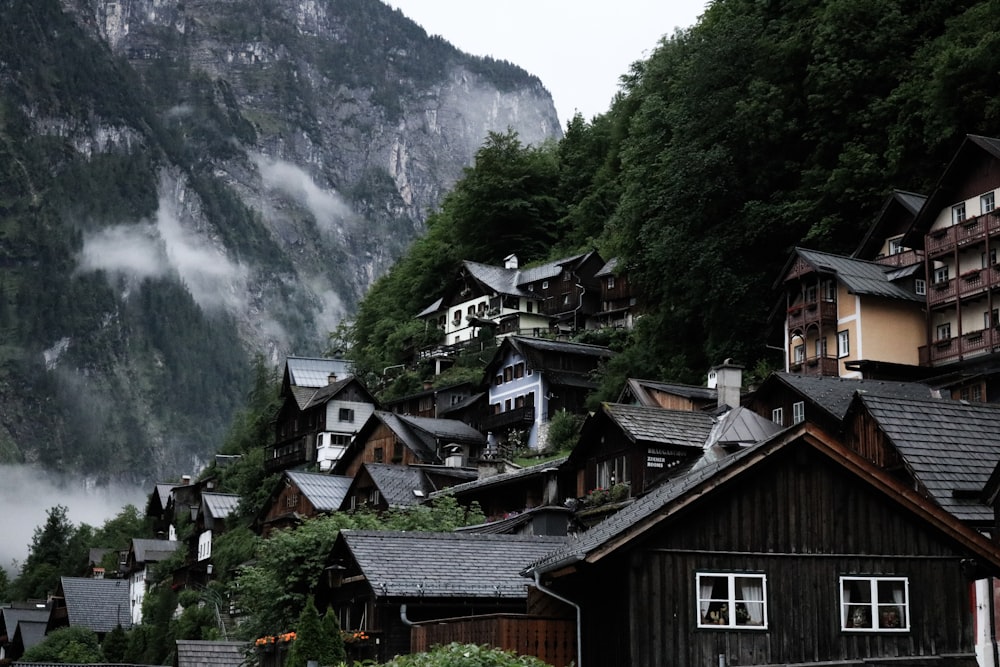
285,596 -> 323,667
101,624 -> 129,663
12,505 -> 76,599
20,626 -> 103,663
320,606 -> 347,665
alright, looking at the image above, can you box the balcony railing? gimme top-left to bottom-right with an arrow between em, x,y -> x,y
874,249 -> 924,267
919,327 -> 1000,365
788,355 -> 840,377
264,438 -> 310,472
927,266 -> 1000,307
786,299 -> 837,332
481,406 -> 536,431
926,213 -> 1000,256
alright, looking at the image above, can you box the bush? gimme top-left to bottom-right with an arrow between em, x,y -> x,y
20,625 -> 103,663
382,642 -> 554,667
544,410 -> 583,454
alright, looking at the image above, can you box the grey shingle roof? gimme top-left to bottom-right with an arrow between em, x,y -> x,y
416,297 -> 443,318
1,606 -> 51,636
377,412 -> 440,462
364,464 -> 433,507
301,376 -> 359,410
13,620 -> 46,653
770,372 -> 935,421
285,471 -> 352,511
339,530 -> 569,598
793,248 -> 924,301
429,458 -> 567,499
604,403 -> 715,449
60,577 -> 132,632
595,257 -> 619,278
517,253 -> 587,285
286,356 -> 354,388
856,394 -> 1000,524
510,335 -> 615,360
175,640 -> 249,667
463,260 -> 526,297
201,493 -> 240,520
397,413 -> 486,445
130,538 -> 182,564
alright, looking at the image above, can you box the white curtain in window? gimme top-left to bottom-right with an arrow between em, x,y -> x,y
699,577 -> 714,622
841,584 -> 851,627
739,578 -> 764,624
892,583 -> 905,626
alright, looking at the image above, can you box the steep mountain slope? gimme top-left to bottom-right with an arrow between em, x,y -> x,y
0,0 -> 560,483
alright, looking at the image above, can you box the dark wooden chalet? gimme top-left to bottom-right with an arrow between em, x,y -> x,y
318,530 -> 571,665
256,469 -> 352,537
331,411 -> 485,478
339,462 -> 475,512
0,604 -> 49,662
381,381 -> 477,419
591,257 -> 637,330
747,371 -> 935,432
523,423 -> 1000,667
267,357 -> 377,473
618,377 -> 719,412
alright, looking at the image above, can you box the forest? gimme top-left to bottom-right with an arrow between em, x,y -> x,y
349,0 -> 1000,396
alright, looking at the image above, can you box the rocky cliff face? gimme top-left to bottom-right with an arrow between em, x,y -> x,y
0,0 -> 560,482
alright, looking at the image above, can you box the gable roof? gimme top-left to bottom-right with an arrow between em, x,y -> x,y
602,403 -> 716,449
758,372 -> 936,422
285,356 -> 354,389
1,606 -> 51,636
337,530 -> 569,598
525,424 -> 1000,578
706,406 -> 783,447
849,393 -> 1000,524
285,470 -> 352,511
175,640 -> 249,667
619,378 -> 717,407
852,189 -> 927,260
362,463 -> 435,507
201,493 -> 240,521
484,336 -> 614,382
429,458 -> 567,500
780,248 -> 924,301
12,619 -> 46,654
58,577 -> 132,632
129,538 -> 182,565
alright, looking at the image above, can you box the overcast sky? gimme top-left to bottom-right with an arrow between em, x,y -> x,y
384,0 -> 709,127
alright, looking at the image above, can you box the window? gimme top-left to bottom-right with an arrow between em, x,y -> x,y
772,407 -> 784,426
837,330 -> 849,358
373,447 -> 384,463
607,276 -> 615,289
822,279 -> 836,301
392,442 -> 403,462
503,366 -> 514,382
989,309 -> 1000,328
805,285 -> 817,303
452,309 -> 461,325
339,408 -> 355,423
367,488 -> 381,505
815,337 -> 827,358
494,374 -> 503,386
888,237 -> 903,255
596,455 -> 630,488
562,293 -> 571,305
983,191 -> 995,213
936,322 -> 951,341
933,265 -> 949,284
514,362 -> 525,379
285,493 -> 299,509
961,384 -> 984,402
542,280 -> 549,289
504,398 -> 512,411
697,572 -> 767,629
953,202 -> 967,224
528,284 -> 534,292
840,576 -> 908,631
562,272 -> 571,281
793,344 -> 805,363
792,401 -> 805,425
984,249 -> 998,268
527,301 -> 534,313
914,278 -> 926,296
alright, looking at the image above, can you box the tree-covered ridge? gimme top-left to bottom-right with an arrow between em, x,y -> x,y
351,0 -> 1000,390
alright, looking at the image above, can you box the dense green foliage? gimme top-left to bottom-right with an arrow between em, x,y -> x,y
382,643 -> 553,667
19,626 -> 104,663
352,0 -> 1000,390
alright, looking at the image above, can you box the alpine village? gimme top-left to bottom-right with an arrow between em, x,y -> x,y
9,2 -> 1000,667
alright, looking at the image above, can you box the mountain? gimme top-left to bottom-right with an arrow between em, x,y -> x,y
0,0 -> 561,484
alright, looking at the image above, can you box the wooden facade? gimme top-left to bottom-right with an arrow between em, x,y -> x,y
338,420 -> 424,478
538,433 -> 998,666
411,614 -> 576,667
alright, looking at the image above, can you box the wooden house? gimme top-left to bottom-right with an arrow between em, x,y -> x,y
381,381 -> 477,419
591,257 -> 637,330
0,604 -> 49,662
747,371 -> 936,433
852,189 -> 927,267
331,411 -> 485,478
267,358 -> 378,473
319,530 -> 572,665
257,470 -> 352,537
482,336 -> 614,451
523,423 -> 1000,667
618,378 -> 718,412
340,462 -> 475,512
47,577 -> 133,638
124,538 -> 182,624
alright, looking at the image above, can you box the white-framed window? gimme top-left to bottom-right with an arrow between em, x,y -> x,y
822,279 -> 836,301
697,572 -> 768,629
607,276 -> 615,289
794,344 -> 805,363
888,237 -> 903,255
772,407 -> 784,426
915,278 -> 926,296
837,330 -> 849,358
953,202 -> 967,224
936,322 -> 951,341
840,576 -> 908,632
984,249 -> 998,268
596,455 -> 631,488
933,265 -> 949,284
792,401 -> 805,425
542,280 -> 549,289
982,191 -> 995,213
339,408 -> 355,422
815,338 -> 827,357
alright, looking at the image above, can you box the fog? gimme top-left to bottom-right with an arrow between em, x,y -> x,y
0,465 -> 146,577
78,191 -> 248,311
254,155 -> 352,236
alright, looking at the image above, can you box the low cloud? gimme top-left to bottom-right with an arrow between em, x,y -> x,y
254,155 -> 352,234
0,465 -> 146,576
78,193 -> 248,311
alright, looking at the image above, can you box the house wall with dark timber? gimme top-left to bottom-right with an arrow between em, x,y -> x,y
556,445 -> 978,667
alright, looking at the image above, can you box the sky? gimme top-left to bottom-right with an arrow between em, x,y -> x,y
384,0 -> 709,127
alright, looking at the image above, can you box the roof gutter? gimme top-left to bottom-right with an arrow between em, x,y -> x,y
532,570 -> 582,667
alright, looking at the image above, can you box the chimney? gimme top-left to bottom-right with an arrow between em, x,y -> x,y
181,475 -> 192,485
328,372 -> 338,385
504,254 -> 518,269
710,359 -> 743,409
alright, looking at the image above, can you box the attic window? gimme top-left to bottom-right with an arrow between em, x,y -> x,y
542,280 -> 549,289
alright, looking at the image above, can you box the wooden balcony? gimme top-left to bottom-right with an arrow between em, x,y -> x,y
927,266 -> 1000,307
788,355 -> 840,377
411,614 -> 576,667
926,213 -> 1000,257
264,437 -> 311,472
919,327 -> 1000,365
874,249 -> 924,267
786,300 -> 837,333
481,406 -> 536,431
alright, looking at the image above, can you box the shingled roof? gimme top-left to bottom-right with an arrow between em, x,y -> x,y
57,577 -> 131,632
602,403 -> 715,449
129,538 -> 182,565
428,458 -> 567,499
363,464 -> 434,507
175,640 -> 249,667
849,394 -> 1000,524
201,493 -> 240,521
1,606 -> 50,638
337,530 -> 569,598
764,372 -> 936,421
285,470 -> 352,511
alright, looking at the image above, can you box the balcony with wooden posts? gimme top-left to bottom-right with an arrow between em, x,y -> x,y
926,213 -> 1000,257
264,436 -> 311,472
481,406 -> 536,431
919,327 -> 1000,365
788,354 -> 840,377
873,248 -> 924,267
927,266 -> 1000,308
786,299 -> 837,333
